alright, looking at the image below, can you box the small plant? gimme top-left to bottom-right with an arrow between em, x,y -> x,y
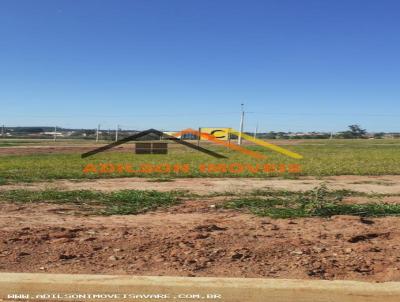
298,184 -> 346,216
102,190 -> 181,215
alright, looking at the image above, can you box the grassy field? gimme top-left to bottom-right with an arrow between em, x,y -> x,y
0,139 -> 399,182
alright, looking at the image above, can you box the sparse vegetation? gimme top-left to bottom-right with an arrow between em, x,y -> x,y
222,185 -> 400,218
350,180 -> 396,186
147,178 -> 175,182
0,189 -> 182,215
1,186 -> 400,219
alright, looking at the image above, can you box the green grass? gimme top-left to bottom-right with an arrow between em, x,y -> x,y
0,189 -> 182,215
146,178 -> 175,182
0,142 -> 21,147
222,185 -> 400,218
0,139 -> 399,182
1,186 -> 399,218
350,180 -> 396,186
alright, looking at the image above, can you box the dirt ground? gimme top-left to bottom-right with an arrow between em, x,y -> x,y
1,195 -> 400,282
2,176 -> 400,282
0,145 -> 130,155
3,175 -> 400,195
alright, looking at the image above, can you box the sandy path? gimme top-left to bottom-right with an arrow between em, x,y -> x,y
2,176 -> 400,194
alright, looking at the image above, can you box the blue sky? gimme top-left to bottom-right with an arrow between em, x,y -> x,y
1,0 -> 399,132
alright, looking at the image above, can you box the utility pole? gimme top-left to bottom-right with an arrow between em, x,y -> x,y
96,124 -> 100,143
53,126 -> 57,142
115,124 -> 119,142
254,123 -> 258,139
238,103 -> 245,145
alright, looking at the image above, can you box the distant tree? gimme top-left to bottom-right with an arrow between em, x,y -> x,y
339,125 -> 367,138
349,125 -> 367,137
276,132 -> 289,139
263,131 -> 277,139
16,127 -> 44,133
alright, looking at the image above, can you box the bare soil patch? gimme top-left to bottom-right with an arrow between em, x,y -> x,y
1,200 -> 400,281
343,196 -> 400,205
0,145 -> 131,156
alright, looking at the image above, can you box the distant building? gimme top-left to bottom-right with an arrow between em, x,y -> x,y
42,132 -> 64,137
